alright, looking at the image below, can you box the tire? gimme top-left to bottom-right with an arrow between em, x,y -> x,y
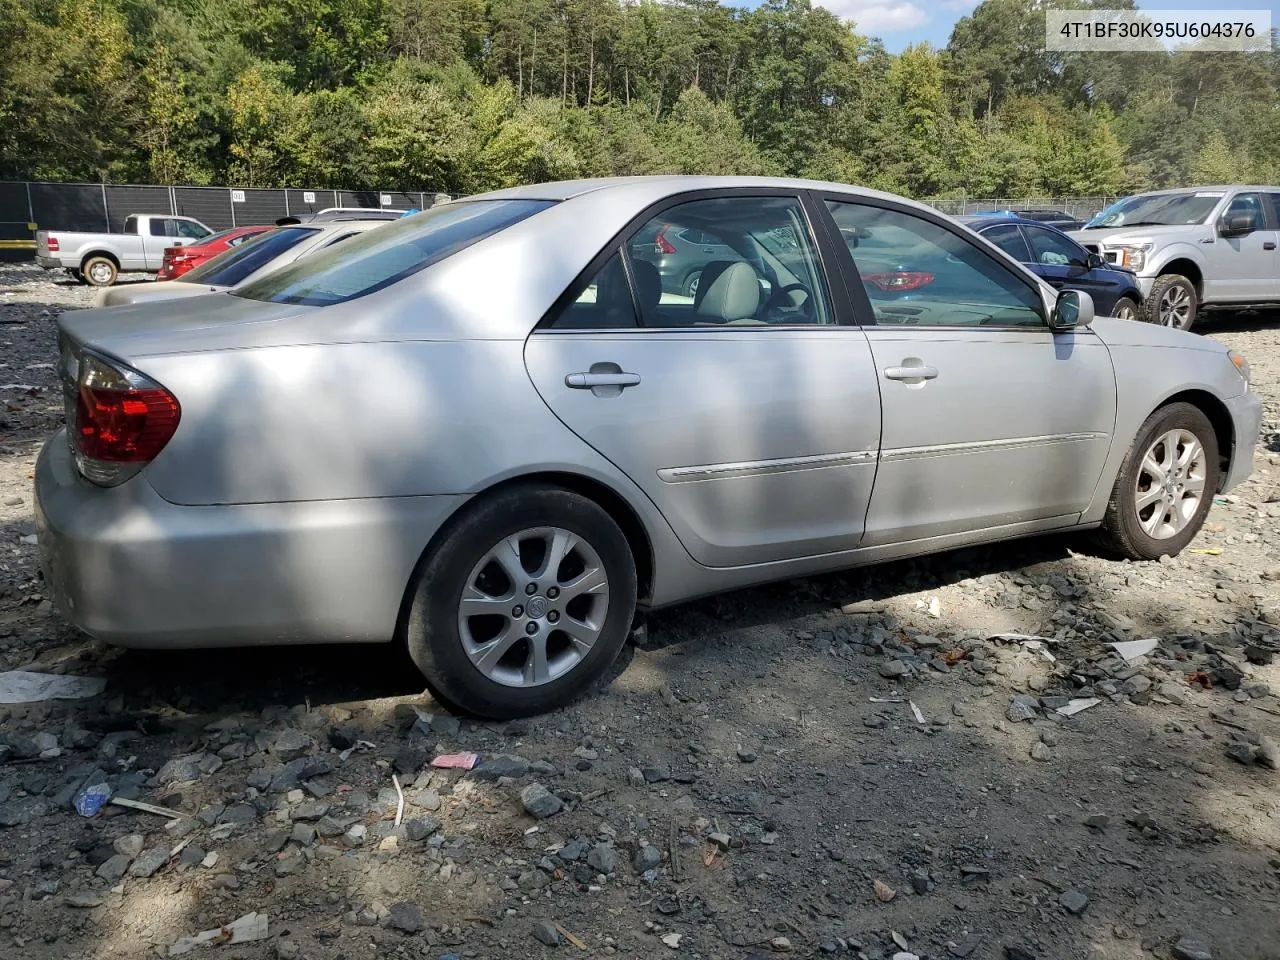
683,271 -> 701,299
403,484 -> 637,718
1141,274 -> 1197,330
1110,296 -> 1139,322
1099,402 -> 1220,561
81,255 -> 118,287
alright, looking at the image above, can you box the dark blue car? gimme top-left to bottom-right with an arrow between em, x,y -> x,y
958,214 -> 1143,320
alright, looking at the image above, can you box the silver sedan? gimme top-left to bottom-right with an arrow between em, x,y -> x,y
35,176 -> 1263,717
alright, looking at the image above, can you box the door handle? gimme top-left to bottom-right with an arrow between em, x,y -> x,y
1265,241 -> 1277,250
566,372 -> 641,389
884,365 -> 939,381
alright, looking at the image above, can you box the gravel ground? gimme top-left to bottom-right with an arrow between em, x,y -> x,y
1,264 -> 1280,960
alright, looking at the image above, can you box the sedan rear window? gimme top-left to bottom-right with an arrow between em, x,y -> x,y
180,227 -> 321,287
233,199 -> 556,306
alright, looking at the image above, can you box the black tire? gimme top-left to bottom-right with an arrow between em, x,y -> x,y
1110,296 -> 1139,322
403,484 -> 637,718
683,270 -> 702,299
81,255 -> 118,287
1141,274 -> 1197,330
1099,402 -> 1220,561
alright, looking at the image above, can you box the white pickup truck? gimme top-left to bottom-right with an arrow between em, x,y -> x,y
35,214 -> 213,286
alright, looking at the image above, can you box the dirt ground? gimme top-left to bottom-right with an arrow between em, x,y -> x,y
1,263 -> 1279,960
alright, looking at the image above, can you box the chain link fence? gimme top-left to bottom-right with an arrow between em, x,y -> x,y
923,197 -> 1120,220
0,181 -> 455,260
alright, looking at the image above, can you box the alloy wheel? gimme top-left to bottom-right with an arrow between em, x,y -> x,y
457,526 -> 610,687
1133,429 -> 1206,539
1158,285 -> 1191,327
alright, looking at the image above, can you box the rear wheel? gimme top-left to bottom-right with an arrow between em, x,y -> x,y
1142,274 -> 1197,330
82,256 -> 118,287
683,270 -> 702,299
1099,402 -> 1219,560
404,485 -> 637,718
1110,296 -> 1139,321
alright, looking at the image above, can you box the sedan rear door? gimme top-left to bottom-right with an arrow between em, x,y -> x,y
525,191 -> 883,568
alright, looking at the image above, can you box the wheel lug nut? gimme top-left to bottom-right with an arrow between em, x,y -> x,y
512,605 -> 523,618
525,583 -> 537,596
526,622 -> 539,635
548,611 -> 560,624
547,587 -> 560,600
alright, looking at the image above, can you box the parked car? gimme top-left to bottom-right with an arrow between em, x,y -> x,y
35,214 -> 213,286
156,225 -> 274,280
958,214 -> 1143,320
93,221 -> 389,308
36,176 -> 1260,718
1071,186 -> 1280,330
276,207 -> 406,225
1003,209 -> 1086,231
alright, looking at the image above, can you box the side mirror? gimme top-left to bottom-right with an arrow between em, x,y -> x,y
1086,252 -> 1106,269
1050,289 -> 1094,331
1221,213 -> 1257,236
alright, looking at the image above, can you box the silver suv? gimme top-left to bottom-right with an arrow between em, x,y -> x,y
1071,186 -> 1280,330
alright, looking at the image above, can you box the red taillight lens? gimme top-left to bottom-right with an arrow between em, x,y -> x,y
863,271 -> 935,292
654,226 -> 677,255
47,235 -> 60,252
72,353 -> 180,485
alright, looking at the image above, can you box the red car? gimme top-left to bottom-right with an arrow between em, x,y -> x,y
156,225 -> 272,280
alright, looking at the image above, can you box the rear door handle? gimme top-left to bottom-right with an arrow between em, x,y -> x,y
884,365 -> 939,381
566,372 -> 641,389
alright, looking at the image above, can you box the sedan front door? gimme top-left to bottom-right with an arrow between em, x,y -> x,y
526,192 -> 883,568
822,198 -> 1118,545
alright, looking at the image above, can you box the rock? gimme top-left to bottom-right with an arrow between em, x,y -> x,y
557,839 -> 586,862
1059,888 -> 1090,915
1257,737 -> 1279,770
1172,937 -> 1212,960
272,729 -> 315,761
771,935 -> 793,952
218,803 -> 257,825
96,854 -> 132,882
531,920 -> 560,947
949,937 -> 981,958
586,843 -> 618,875
1005,949 -> 1037,960
736,747 -> 757,763
1007,696 -> 1039,722
520,782 -> 562,819
290,823 -> 316,846
1226,742 -> 1256,765
633,844 -> 662,873
156,753 -> 204,785
1029,742 -> 1052,762
708,832 -> 731,850
1084,814 -> 1110,830
878,659 -> 909,679
65,891 -> 103,908
641,766 -> 668,783
1157,682 -> 1186,705
386,902 -> 424,934
327,726 -> 358,751
114,834 -> 145,858
128,846 -> 169,879
1122,675 -> 1152,696
473,754 -> 530,780
274,850 -> 305,876
910,868 -> 930,894
392,746 -> 427,775
661,932 -> 683,949
405,817 -> 441,841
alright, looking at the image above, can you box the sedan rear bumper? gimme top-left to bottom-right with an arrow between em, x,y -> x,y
1222,390 -> 1263,493
34,430 -> 468,649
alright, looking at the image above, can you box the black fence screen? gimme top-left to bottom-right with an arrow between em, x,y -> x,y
0,181 -> 454,260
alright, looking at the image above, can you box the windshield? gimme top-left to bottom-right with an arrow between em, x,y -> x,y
233,199 -> 555,306
179,227 -> 320,286
1085,192 -> 1223,228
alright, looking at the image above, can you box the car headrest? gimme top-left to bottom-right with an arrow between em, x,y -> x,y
695,261 -> 759,322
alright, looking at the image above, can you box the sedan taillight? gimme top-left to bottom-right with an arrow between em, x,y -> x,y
72,352 -> 181,486
863,271 -> 935,292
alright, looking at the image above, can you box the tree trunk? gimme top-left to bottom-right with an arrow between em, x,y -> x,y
625,66 -> 630,106
587,30 -> 595,105
531,28 -> 538,97
517,45 -> 523,98
562,39 -> 568,106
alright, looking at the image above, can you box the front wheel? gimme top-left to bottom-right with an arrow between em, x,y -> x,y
1110,296 -> 1139,321
404,485 -> 637,718
1099,402 -> 1220,560
1142,274 -> 1197,330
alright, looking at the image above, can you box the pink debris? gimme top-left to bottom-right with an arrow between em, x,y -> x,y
431,752 -> 479,770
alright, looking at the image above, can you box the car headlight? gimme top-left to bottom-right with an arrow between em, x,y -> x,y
1111,243 -> 1152,271
1228,350 -> 1250,386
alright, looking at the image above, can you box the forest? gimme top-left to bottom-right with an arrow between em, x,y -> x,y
0,0 -> 1277,200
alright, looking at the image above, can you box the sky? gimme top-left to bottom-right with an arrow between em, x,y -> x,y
784,0 -> 1280,53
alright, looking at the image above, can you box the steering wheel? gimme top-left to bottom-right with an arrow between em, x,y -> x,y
764,282 -> 814,321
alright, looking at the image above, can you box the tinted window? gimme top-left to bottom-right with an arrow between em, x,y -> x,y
827,201 -> 1044,327
175,220 -> 208,239
1268,194 -> 1280,227
149,219 -> 168,236
626,195 -> 833,326
123,216 -> 139,235
980,224 -> 1032,263
235,199 -> 554,306
1023,226 -> 1087,268
1225,192 -> 1263,225
550,252 -> 638,329
180,227 -> 320,286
